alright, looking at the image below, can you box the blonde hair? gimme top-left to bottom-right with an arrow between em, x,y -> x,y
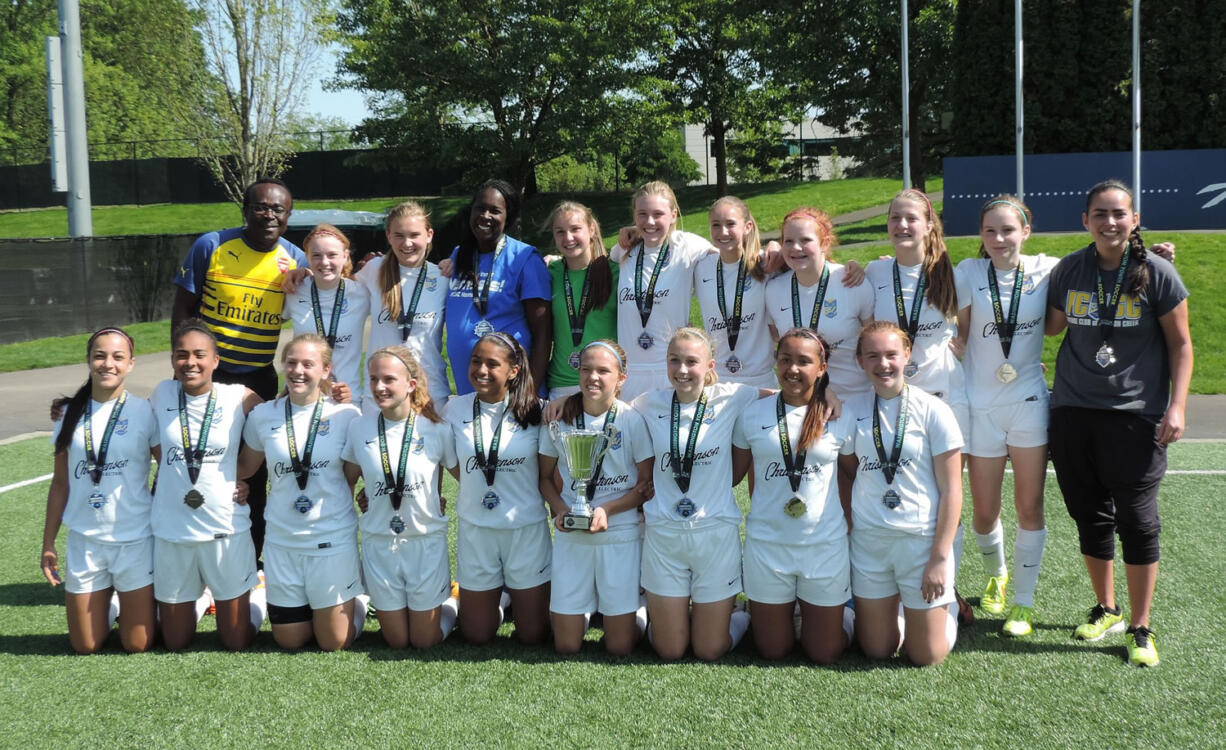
367,345 -> 442,423
545,201 -> 615,311
710,196 -> 765,281
279,333 -> 335,400
669,326 -> 718,386
303,223 -> 354,278
631,180 -> 682,233
378,201 -> 433,321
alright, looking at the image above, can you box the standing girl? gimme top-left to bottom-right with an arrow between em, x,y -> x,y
766,207 -> 876,398
694,197 -> 776,388
837,321 -> 964,666
444,332 -> 550,645
150,319 -> 265,651
343,346 -> 458,649
1045,180 -> 1191,667
238,334 -> 365,651
954,196 -> 1057,636
445,180 -> 552,394
732,328 -> 854,663
357,201 -> 451,409
539,340 -> 653,654
544,202 -> 619,399
615,181 -> 716,400
281,225 -> 370,406
41,327 -> 159,653
632,327 -> 763,661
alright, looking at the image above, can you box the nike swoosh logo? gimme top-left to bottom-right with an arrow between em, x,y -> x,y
462,419 -> 474,425
365,439 -> 377,445
760,425 -> 774,430
701,278 -> 713,283
778,306 -> 790,312
977,286 -> 988,291
726,578 -> 738,586
1022,563 -> 1038,568
657,414 -> 667,419
876,284 -> 889,290
857,416 -> 869,422
538,565 -> 550,575
166,407 -> 177,412
347,579 -> 359,589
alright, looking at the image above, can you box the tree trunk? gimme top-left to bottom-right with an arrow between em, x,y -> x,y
710,119 -> 728,197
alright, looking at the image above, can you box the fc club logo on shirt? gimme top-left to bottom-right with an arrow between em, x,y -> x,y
276,253 -> 291,274
316,418 -> 331,437
114,418 -> 128,435
823,300 -> 838,318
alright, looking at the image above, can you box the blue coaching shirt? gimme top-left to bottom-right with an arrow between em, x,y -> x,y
445,235 -> 551,395
173,227 -> 307,373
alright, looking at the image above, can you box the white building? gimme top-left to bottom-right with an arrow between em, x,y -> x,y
681,119 -> 861,185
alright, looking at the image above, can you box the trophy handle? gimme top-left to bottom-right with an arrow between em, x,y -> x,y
591,428 -> 613,468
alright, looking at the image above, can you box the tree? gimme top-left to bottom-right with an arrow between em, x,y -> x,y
335,0 -> 668,195
768,0 -> 956,192
176,0 -> 328,205
655,0 -> 795,196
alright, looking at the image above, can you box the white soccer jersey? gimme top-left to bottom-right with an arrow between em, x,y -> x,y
282,278 -> 371,398
243,397 -> 361,549
444,393 -> 545,529
150,380 -> 249,543
838,388 -> 963,536
356,256 -> 450,404
733,395 -> 848,546
52,394 -> 158,543
617,230 -> 715,374
955,254 -> 1057,409
693,254 -> 774,384
766,264 -> 876,398
342,409 -> 454,539
539,399 -> 653,536
866,258 -> 963,399
631,382 -> 759,530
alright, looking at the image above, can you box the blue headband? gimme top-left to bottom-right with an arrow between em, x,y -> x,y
580,341 -> 625,371
985,199 -> 1030,227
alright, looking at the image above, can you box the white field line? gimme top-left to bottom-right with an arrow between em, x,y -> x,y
0,473 -> 54,494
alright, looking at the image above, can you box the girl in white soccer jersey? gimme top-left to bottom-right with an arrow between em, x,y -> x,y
544,201 -> 619,400
953,195 -> 1057,637
732,328 -> 853,663
837,321 -> 963,666
282,224 -> 370,407
539,339 -> 653,655
41,327 -> 159,654
343,345 -> 458,649
693,196 -> 776,388
632,327 -> 766,661
613,181 -> 716,400
444,332 -> 549,645
238,334 -> 365,651
357,201 -> 451,410
766,207 -> 876,398
150,320 -> 265,651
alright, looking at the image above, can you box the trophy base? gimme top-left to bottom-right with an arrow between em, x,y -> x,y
562,512 -> 593,530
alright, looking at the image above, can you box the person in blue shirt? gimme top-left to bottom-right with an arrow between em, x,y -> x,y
445,180 -> 552,395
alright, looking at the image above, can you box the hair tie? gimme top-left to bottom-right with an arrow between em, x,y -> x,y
985,199 -> 1030,227
580,341 -> 625,371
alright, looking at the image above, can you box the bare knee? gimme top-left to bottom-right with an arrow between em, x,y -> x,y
603,634 -> 635,656
409,628 -> 443,650
691,640 -> 729,662
804,641 -> 844,665
905,642 -> 948,667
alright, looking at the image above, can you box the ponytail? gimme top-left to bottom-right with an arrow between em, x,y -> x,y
1125,227 -> 1150,298
477,332 -> 541,426
55,326 -> 137,454
776,328 -> 831,449
893,189 -> 957,319
368,346 -> 442,423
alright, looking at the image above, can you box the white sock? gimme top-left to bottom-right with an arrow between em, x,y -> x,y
952,524 -> 965,571
944,607 -> 958,651
1012,527 -> 1048,607
897,602 -> 907,644
352,595 -> 369,639
728,610 -> 750,649
107,591 -> 120,630
194,591 -> 212,622
248,582 -> 268,631
634,595 -> 648,636
583,612 -> 592,631
841,606 -> 855,644
975,520 -> 1007,577
439,596 -> 458,639
499,590 -> 512,610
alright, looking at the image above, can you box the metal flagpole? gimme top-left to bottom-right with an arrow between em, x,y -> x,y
901,0 -> 911,190
58,0 -> 92,237
1015,0 -> 1024,199
1132,0 -> 1142,214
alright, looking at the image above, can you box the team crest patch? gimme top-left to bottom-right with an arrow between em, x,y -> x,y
1022,275 -> 1037,294
316,419 -> 331,437
411,435 -> 426,453
609,427 -> 623,451
425,275 -> 439,292
114,418 -> 128,436
702,409 -> 716,424
211,411 -> 224,426
276,253 -> 291,273
340,297 -> 351,313
823,300 -> 838,318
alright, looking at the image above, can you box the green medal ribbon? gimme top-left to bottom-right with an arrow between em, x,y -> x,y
668,390 -> 708,495
791,265 -> 831,330
284,397 -> 324,492
987,259 -> 1026,361
716,258 -> 747,352
634,240 -> 671,329
83,391 -> 128,486
377,411 -> 415,512
178,385 -> 217,486
872,386 -> 909,485
309,279 -> 346,348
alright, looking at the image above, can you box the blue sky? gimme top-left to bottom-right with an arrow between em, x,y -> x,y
303,44 -> 372,126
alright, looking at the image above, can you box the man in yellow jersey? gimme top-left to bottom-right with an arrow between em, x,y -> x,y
172,178 -> 307,559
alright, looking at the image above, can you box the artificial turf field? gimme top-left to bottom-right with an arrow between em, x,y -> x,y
0,437 -> 1221,748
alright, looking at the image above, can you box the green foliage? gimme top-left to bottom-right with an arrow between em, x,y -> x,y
618,127 -> 701,188
336,0 -> 668,194
728,119 -> 804,183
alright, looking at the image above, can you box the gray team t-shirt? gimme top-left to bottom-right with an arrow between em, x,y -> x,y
1047,244 -> 1188,416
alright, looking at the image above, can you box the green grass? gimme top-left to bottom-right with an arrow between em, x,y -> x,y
0,320 -> 172,373
0,436 -> 1221,747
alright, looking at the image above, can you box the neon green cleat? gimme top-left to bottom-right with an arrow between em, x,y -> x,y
1073,603 -> 1125,641
981,573 -> 1009,615
1126,626 -> 1160,667
1001,604 -> 1033,637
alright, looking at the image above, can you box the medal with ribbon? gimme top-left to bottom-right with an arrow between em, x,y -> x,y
378,411 -> 415,535
178,385 -> 217,509
472,236 -> 507,335
893,261 -> 928,377
669,390 -> 708,518
987,259 -> 1025,383
776,395 -> 809,519
82,391 -> 127,509
791,265 -> 831,331
1093,248 -> 1130,369
563,266 -> 592,368
284,397 -> 324,514
309,279 -> 345,349
872,386 -> 909,510
398,265 -> 429,342
716,258 -> 747,373
473,397 -> 508,509
634,240 -> 670,349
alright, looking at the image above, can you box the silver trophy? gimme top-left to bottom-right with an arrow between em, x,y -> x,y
549,422 -> 613,530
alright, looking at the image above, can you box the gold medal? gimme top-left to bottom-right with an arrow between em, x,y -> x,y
784,496 -> 807,518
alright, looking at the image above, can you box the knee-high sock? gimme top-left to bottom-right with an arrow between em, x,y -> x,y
1012,527 -> 1048,607
728,610 -> 750,649
634,595 -> 648,636
440,596 -> 458,639
107,591 -> 120,630
194,590 -> 212,622
975,520 -> 1007,577
944,606 -> 958,651
249,582 -> 268,631
352,595 -> 369,639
